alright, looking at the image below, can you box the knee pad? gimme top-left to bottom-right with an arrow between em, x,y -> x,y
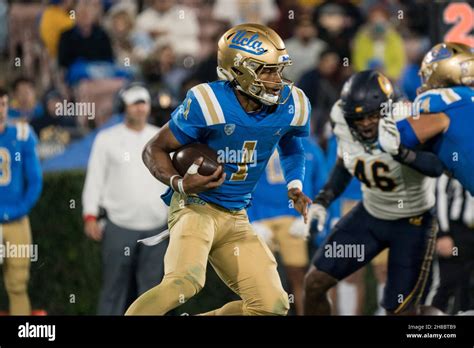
164,265 -> 207,298
244,288 -> 290,316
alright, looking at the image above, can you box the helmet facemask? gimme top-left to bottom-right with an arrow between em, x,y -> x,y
345,109 -> 381,150
218,56 -> 293,106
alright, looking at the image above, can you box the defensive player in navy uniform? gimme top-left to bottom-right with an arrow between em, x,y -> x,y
0,88 -> 42,315
304,70 -> 445,315
125,24 -> 312,316
383,42 -> 474,194
247,137 -> 328,315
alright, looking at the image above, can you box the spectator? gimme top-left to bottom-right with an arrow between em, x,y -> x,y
352,4 -> 406,80
400,35 -> 429,101
104,2 -> 154,67
285,19 -> 327,83
58,0 -> 115,83
82,84 -> 169,315
136,0 -> 199,58
298,49 -> 345,144
39,0 -> 75,57
0,87 -> 43,315
0,0 -> 8,54
8,77 -> 44,123
313,2 -> 361,60
30,89 -> 79,160
271,0 -> 306,40
212,0 -> 279,27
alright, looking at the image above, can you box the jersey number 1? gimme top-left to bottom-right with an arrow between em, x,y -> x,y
230,141 -> 257,181
354,159 -> 396,192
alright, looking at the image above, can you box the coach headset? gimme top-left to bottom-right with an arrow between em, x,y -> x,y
115,82 -> 151,114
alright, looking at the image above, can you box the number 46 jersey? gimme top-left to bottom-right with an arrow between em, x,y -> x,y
330,101 -> 435,220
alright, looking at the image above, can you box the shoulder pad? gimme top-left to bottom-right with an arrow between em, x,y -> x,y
189,83 -> 226,125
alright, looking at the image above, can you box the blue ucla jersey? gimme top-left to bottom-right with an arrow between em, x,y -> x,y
167,81 -> 311,210
0,123 -> 42,222
247,137 -> 327,221
403,86 -> 474,194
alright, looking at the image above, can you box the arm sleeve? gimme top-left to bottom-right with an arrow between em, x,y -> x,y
3,130 -> 43,221
397,118 -> 421,148
308,143 -> 328,199
82,133 -> 108,217
314,158 -> 353,208
168,90 -> 208,145
277,134 -> 306,187
303,141 -> 328,199
394,144 -> 445,177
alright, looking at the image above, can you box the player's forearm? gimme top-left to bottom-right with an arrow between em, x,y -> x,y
406,113 -> 449,144
394,145 -> 445,177
278,135 -> 306,187
314,157 -> 352,208
142,140 -> 180,187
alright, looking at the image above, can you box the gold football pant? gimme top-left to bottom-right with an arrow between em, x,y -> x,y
262,216 -> 309,267
125,193 -> 289,316
0,217 -> 32,315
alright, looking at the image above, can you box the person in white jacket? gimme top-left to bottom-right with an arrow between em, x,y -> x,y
82,84 -> 169,315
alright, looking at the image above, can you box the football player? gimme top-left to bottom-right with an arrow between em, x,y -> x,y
0,87 -> 42,315
248,137 -> 328,315
384,42 -> 474,194
304,70 -> 445,315
125,24 -> 312,316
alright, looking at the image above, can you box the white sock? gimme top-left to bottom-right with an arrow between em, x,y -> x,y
337,280 -> 357,315
375,283 -> 386,315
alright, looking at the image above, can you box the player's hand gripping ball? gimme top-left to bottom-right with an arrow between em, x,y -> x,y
172,143 -> 226,194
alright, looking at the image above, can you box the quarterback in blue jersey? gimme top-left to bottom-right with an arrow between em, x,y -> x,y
0,88 -> 42,315
247,137 -> 328,315
125,24 -> 312,316
380,42 -> 474,194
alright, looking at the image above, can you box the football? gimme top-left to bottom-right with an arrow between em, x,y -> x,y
172,143 -> 220,176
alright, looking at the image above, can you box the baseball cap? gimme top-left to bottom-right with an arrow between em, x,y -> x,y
121,86 -> 151,105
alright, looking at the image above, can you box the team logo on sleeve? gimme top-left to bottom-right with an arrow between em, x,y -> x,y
183,98 -> 192,120
224,124 -> 236,135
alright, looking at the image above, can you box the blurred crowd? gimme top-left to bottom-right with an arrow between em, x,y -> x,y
0,0 -> 433,160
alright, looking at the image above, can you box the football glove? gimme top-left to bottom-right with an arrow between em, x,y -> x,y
252,222 -> 273,246
378,114 -> 400,156
289,217 -> 309,239
305,203 -> 327,236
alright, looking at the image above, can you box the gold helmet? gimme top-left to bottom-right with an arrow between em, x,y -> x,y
419,42 -> 474,93
217,23 -> 293,105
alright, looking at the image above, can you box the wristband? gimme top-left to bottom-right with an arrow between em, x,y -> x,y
84,215 -> 97,223
170,175 -> 181,191
177,178 -> 186,195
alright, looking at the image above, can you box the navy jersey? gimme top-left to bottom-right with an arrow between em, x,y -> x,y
168,81 -> 311,210
399,86 -> 474,194
247,137 -> 327,221
0,123 -> 42,222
